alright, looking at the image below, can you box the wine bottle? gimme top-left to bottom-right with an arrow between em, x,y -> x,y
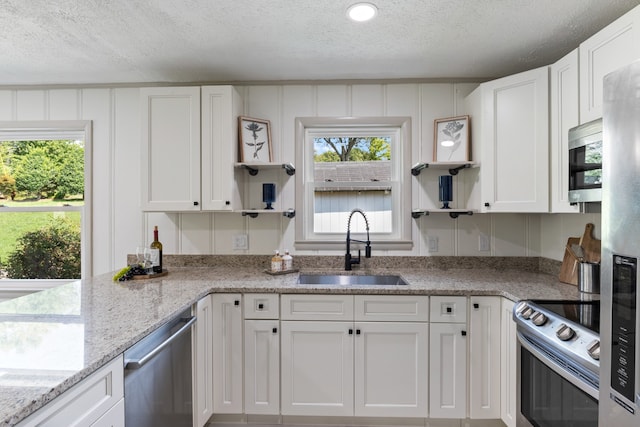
150,226 -> 163,273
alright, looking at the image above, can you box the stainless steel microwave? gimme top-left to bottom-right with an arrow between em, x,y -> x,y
568,118 -> 602,203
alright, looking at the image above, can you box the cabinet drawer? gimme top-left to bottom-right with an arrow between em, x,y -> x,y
244,293 -> 279,319
18,355 -> 124,427
281,294 -> 354,321
355,295 -> 429,322
430,296 -> 467,323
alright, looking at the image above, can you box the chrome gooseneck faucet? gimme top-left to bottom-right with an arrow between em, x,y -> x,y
345,208 -> 371,271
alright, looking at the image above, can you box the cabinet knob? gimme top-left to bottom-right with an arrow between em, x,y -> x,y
461,330 -> 467,337
225,201 -> 230,205
258,303 -> 264,310
194,201 -> 199,206
473,303 -> 479,309
272,327 -> 278,334
356,329 -> 361,335
348,328 -> 354,335
234,300 -> 240,306
446,306 -> 452,313
484,202 -> 490,207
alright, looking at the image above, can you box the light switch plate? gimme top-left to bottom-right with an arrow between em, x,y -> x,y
427,235 -> 439,252
233,234 -> 248,250
478,234 -> 490,251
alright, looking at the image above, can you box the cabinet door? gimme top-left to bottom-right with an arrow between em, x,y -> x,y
500,298 -> 517,427
550,49 -> 581,213
429,323 -> 467,418
141,87 -> 201,211
354,322 -> 428,418
469,297 -> 501,419
244,320 -> 280,415
211,294 -> 243,414
479,66 -> 549,212
90,398 -> 124,427
194,296 -> 213,426
201,86 -> 243,211
580,5 -> 640,123
281,321 -> 354,416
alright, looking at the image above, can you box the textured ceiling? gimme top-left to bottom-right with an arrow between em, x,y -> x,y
1,0 -> 639,85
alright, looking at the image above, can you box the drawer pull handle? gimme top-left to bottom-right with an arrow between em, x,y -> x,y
258,303 -> 264,310
473,303 -> 479,309
461,330 -> 467,337
446,307 -> 452,313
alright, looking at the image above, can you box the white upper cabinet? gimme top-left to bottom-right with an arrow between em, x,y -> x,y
141,85 -> 243,211
550,49 -> 580,213
464,66 -> 549,212
579,5 -> 640,123
201,86 -> 243,211
141,87 -> 201,211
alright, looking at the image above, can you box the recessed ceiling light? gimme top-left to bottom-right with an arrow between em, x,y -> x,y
347,3 -> 378,22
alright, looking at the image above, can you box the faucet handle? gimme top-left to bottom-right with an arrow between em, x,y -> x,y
365,245 -> 371,258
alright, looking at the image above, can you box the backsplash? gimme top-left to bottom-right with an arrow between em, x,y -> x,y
128,254 -> 561,275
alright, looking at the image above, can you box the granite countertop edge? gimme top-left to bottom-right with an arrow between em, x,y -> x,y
0,264 -> 586,427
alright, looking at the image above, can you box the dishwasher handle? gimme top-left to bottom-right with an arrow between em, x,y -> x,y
125,316 -> 196,370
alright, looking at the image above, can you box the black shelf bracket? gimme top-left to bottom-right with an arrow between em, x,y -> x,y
282,163 -> 296,176
242,164 -> 259,176
241,211 -> 259,218
448,210 -> 474,219
449,163 -> 471,176
411,163 -> 428,176
283,209 -> 296,218
411,210 -> 429,219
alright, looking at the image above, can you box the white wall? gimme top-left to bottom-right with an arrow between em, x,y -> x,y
0,84 -> 595,275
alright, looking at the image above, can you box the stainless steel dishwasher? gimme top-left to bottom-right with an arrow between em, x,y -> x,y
124,307 -> 196,427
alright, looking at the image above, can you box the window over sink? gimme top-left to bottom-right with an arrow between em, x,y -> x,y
294,117 -> 412,250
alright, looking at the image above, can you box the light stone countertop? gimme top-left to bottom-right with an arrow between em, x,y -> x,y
0,263 -> 588,426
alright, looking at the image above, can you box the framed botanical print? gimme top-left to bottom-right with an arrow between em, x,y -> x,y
238,116 -> 273,162
433,115 -> 470,162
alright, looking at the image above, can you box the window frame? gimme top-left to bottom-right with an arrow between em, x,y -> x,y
295,116 -> 412,251
0,121 -> 92,289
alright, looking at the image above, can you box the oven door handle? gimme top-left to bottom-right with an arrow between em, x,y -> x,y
517,331 -> 599,400
125,316 -> 196,370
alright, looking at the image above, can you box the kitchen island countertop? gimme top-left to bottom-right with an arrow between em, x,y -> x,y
0,265 -> 586,426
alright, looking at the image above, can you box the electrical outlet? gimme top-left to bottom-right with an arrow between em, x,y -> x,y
233,234 -> 248,250
427,236 -> 439,252
478,234 -> 490,251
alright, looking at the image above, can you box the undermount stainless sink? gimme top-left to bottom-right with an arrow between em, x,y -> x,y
297,274 -> 409,286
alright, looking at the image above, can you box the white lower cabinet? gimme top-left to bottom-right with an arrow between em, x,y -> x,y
243,294 -> 280,415
354,321 -> 428,417
429,296 -> 467,419
211,293 -> 243,414
194,295 -> 214,427
281,320 -> 354,416
280,294 -> 429,418
469,297 -> 501,419
17,355 -> 124,427
500,298 -> 517,427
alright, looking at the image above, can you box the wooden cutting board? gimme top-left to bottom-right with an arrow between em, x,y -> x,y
581,223 -> 601,263
559,236 -> 581,285
558,223 -> 601,286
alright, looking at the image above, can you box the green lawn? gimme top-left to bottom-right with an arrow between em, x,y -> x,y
0,199 -> 82,266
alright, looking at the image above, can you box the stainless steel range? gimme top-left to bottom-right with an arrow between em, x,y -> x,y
514,299 -> 600,427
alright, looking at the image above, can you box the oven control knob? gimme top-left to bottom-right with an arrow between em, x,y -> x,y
587,340 -> 600,360
556,323 -> 575,341
531,311 -> 547,326
516,302 -> 534,319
